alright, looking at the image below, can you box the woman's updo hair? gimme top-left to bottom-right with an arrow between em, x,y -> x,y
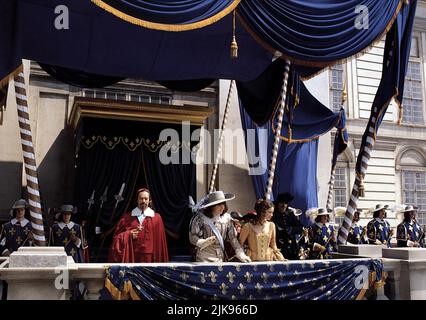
254,199 -> 274,223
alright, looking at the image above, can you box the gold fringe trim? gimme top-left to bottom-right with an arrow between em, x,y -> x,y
238,0 -> 404,71
0,64 -> 23,88
91,0 -> 241,31
104,277 -> 141,300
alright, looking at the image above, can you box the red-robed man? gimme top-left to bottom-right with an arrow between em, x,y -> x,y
108,188 -> 169,263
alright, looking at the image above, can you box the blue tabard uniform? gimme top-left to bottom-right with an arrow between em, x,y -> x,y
397,220 -> 425,248
347,222 -> 367,245
0,218 -> 33,255
309,222 -> 336,259
50,222 -> 84,262
367,218 -> 391,246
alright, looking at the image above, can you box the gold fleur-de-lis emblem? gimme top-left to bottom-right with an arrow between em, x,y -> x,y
323,235 -> 328,242
213,294 -> 219,301
280,293 -> 287,299
304,278 -> 309,283
268,264 -> 274,272
70,248 -> 76,257
237,283 -> 245,295
219,283 -> 228,295
288,281 -> 294,287
218,265 -> 223,272
226,272 -> 235,283
244,272 -> 253,283
296,289 -> 301,296
248,295 -> 254,300
326,291 -> 332,297
24,227 -> 29,235
264,295 -> 271,300
235,265 -> 241,272
278,271 -> 285,281
293,270 -> 300,277
56,229 -> 62,237
255,282 -> 263,293
272,283 -> 279,292
9,228 -> 16,236
208,271 -> 217,283
192,285 -> 199,293
231,295 -> 237,300
199,272 -> 206,283
119,270 -> 126,278
252,265 -> 258,271
180,272 -> 189,283
16,236 -> 22,245
327,228 -> 331,235
319,285 -> 326,291
261,272 -> 269,283
310,263 -> 315,269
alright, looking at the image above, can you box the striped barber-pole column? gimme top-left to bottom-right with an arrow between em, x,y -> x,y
209,80 -> 235,193
265,60 -> 291,201
14,72 -> 46,246
337,106 -> 378,245
325,167 -> 336,212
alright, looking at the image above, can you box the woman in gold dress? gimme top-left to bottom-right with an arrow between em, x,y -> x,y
239,199 -> 286,261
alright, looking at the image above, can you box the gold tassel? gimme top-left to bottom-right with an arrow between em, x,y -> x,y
358,173 -> 365,198
230,10 -> 238,59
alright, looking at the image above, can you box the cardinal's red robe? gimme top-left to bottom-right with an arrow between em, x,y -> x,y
108,210 -> 169,263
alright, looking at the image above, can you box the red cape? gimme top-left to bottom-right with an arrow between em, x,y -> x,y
108,211 -> 169,263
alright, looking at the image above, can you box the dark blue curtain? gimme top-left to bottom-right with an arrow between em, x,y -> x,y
238,0 -> 402,67
105,259 -> 384,300
93,0 -> 239,25
239,109 -> 319,226
0,0 -> 272,82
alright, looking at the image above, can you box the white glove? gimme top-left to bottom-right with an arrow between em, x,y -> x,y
235,250 -> 251,263
196,236 -> 217,250
2,249 -> 11,256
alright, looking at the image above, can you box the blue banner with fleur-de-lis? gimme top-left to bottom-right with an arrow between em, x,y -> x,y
104,259 -> 383,300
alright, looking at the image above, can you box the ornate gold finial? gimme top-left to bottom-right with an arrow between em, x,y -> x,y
230,10 -> 238,59
341,82 -> 347,104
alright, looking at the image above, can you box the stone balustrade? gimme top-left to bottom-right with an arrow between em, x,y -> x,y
1,246 -> 426,300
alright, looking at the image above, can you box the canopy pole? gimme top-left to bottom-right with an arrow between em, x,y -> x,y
208,80 -> 235,193
264,60 -> 291,200
337,108 -> 378,245
14,72 -> 46,246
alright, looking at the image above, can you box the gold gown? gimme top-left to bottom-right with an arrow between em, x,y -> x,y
239,221 -> 285,261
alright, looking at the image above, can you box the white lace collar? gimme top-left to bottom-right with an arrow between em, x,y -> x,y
11,218 -> 30,227
58,221 -> 75,229
131,207 -> 155,217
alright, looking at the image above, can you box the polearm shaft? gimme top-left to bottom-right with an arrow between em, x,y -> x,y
14,72 -> 46,246
265,60 -> 291,200
209,80 -> 235,193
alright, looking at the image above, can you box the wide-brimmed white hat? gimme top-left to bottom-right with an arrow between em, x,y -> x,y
402,205 -> 415,213
373,204 -> 388,212
200,191 -> 235,209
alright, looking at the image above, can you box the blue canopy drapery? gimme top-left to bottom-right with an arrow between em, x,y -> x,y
0,0 -> 409,83
104,259 -> 384,300
238,0 -> 403,66
238,64 -> 347,224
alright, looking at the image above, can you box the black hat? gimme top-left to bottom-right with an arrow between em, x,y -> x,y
274,192 -> 294,205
